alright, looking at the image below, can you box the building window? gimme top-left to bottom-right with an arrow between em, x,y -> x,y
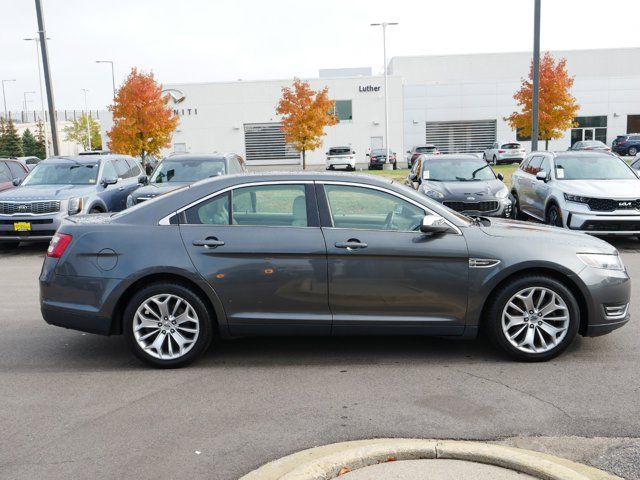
425,120 -> 496,154
243,122 -> 299,164
627,115 -> 640,134
571,116 -> 607,146
333,100 -> 353,121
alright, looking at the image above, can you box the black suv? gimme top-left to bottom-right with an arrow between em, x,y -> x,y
612,134 -> 640,156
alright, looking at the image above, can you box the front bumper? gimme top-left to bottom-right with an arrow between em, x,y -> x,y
575,266 -> 631,337
439,196 -> 514,218
566,211 -> 640,235
0,212 -> 65,241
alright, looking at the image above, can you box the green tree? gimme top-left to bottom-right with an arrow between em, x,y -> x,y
34,120 -> 47,159
63,114 -> 102,151
0,118 -> 24,157
0,118 -> 6,156
22,128 -> 39,157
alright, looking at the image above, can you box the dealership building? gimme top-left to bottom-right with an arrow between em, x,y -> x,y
100,47 -> 640,167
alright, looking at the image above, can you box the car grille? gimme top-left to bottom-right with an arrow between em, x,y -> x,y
443,201 -> 499,213
581,220 -> 640,232
0,201 -> 60,215
586,198 -> 640,212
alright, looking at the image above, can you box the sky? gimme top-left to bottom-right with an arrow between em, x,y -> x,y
1,0 -> 638,111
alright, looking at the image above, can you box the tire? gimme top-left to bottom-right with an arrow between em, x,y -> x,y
0,241 -> 20,250
546,204 -> 563,228
629,147 -> 638,156
89,207 -> 103,214
484,275 -> 580,361
512,193 -> 526,220
124,282 -> 213,368
492,155 -> 498,166
483,153 -> 488,162
392,162 -> 397,171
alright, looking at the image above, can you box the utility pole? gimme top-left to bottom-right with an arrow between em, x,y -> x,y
35,0 -> 60,155
96,60 -> 116,99
531,0 -> 541,151
23,91 -> 36,121
81,88 -> 91,151
371,22 -> 398,168
24,37 -> 50,157
2,79 -> 16,119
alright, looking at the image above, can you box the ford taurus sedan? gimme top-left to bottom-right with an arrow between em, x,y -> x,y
40,172 -> 630,367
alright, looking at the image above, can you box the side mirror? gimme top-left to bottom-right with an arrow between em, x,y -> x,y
497,173 -> 504,181
406,150 -> 411,154
536,171 -> 548,182
366,153 -> 370,157
420,214 -> 452,234
138,175 -> 148,185
409,172 -> 418,181
12,178 -> 22,187
101,176 -> 118,187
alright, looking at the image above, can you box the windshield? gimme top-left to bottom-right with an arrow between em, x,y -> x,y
555,155 -> 637,180
416,146 -> 436,153
22,162 -> 99,185
151,159 -> 226,183
423,159 -> 496,181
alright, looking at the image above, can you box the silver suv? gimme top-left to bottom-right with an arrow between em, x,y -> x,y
511,151 -> 640,235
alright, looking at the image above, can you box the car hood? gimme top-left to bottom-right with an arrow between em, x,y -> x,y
557,179 -> 640,198
131,182 -> 189,198
479,218 -> 616,254
0,184 -> 96,201
422,179 -> 507,199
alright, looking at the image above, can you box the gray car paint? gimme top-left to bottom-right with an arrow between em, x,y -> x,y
40,172 -> 630,341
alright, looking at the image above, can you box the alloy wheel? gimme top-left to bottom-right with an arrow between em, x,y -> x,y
501,287 -> 570,354
132,294 -> 200,360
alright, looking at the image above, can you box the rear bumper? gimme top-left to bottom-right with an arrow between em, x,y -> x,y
496,156 -> 523,164
41,302 -> 113,335
326,157 -> 356,168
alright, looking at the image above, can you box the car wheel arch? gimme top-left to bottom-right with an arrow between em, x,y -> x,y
87,200 -> 108,213
477,266 -> 589,337
111,272 -> 225,336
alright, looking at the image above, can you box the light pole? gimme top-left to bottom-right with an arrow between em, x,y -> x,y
23,91 -> 36,121
531,0 -> 541,151
35,0 -> 60,155
24,36 -> 50,157
370,22 -> 398,168
95,60 -> 116,99
81,88 -> 91,151
2,79 -> 16,119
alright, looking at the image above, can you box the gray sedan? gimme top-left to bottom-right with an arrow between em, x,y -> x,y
40,172 -> 630,367
406,154 -> 514,218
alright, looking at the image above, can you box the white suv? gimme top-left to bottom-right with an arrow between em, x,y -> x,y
326,147 -> 356,171
484,142 -> 526,165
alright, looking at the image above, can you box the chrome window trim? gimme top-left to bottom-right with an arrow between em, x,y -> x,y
318,180 -> 462,235
158,180 -> 314,226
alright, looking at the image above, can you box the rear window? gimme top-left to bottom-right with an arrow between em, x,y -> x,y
616,136 -> 629,141
329,148 -> 351,155
416,146 -> 436,153
630,135 -> 640,141
501,143 -> 521,149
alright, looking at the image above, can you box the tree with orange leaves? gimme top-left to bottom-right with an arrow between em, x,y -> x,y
506,52 -> 580,150
276,78 -> 338,169
108,68 -> 178,164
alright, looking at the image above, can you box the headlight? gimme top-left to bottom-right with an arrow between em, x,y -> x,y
424,189 -> 444,199
564,193 -> 590,204
126,195 -> 134,208
577,253 -> 624,271
495,187 -> 509,199
67,197 -> 84,215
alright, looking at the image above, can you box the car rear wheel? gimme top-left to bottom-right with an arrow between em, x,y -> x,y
492,155 -> 497,165
629,147 -> 638,156
124,283 -> 213,368
512,193 -> 526,220
485,275 -> 579,361
546,204 -> 563,227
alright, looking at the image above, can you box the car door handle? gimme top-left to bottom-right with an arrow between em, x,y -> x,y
335,240 -> 368,250
118,186 -> 125,191
192,237 -> 225,248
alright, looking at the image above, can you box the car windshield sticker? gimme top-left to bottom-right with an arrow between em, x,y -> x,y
423,170 -> 430,179
89,178 -> 96,183
556,167 -> 565,179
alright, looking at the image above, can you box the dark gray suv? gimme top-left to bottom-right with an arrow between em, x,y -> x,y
40,172 -> 630,367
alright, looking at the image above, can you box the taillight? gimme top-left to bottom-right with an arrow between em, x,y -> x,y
618,140 -> 626,145
498,150 -> 505,153
47,233 -> 73,258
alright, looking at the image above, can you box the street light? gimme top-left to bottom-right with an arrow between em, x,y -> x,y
24,37 -> 50,157
23,91 -> 36,121
370,22 -> 398,169
2,79 -> 16,119
95,60 -> 116,99
81,88 -> 91,151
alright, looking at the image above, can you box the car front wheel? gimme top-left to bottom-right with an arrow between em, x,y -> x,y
629,147 -> 638,156
485,275 -> 580,361
124,283 -> 213,368
546,204 -> 563,227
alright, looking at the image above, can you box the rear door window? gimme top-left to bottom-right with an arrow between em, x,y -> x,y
7,161 -> 26,179
526,157 -> 543,175
113,158 -> 130,178
232,184 -> 309,227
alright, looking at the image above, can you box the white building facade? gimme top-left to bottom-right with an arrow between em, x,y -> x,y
99,47 -> 640,167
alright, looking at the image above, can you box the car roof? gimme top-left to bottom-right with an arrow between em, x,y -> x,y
421,154 -> 482,161
162,153 -> 231,162
43,155 -> 129,164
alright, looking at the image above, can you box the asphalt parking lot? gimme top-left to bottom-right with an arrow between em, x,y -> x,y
1,238 -> 639,480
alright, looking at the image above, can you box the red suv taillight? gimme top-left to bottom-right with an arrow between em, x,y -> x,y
47,233 -> 73,258
498,149 -> 505,153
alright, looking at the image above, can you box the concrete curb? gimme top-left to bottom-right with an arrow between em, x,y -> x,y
240,439 -> 622,480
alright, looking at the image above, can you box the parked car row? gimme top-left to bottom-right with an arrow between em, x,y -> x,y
0,152 -> 246,249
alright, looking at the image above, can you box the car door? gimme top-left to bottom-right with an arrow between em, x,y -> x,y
518,156 -> 542,218
179,181 -> 331,336
530,157 -> 552,218
317,182 -> 469,335
97,160 -> 121,211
